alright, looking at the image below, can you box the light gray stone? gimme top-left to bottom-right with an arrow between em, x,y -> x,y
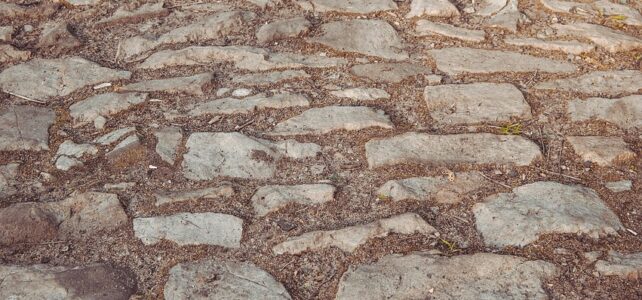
257,17 -> 311,44
568,95 -> 641,129
336,252 -> 557,300
428,47 -> 576,75
308,20 -> 408,60
164,260 -> 291,300
415,20 -> 485,42
93,127 -> 136,145
485,0 -> 520,32
273,213 -> 437,254
552,23 -> 642,53
0,45 -> 30,63
406,0 -> 459,18
133,212 -> 243,247
535,70 -> 642,96
297,0 -> 397,13
0,163 -> 19,197
424,83 -> 531,125
120,73 -> 212,96
0,106 -> 55,151
69,92 -> 147,126
55,156 -> 83,171
56,140 -> 98,159
541,0 -> 642,26
567,136 -> 636,166
97,2 -> 168,25
595,251 -> 642,279
272,106 -> 393,135
155,185 -> 235,206
252,184 -> 335,216
505,37 -> 595,54
605,180 -> 632,193
475,0 -> 507,16
473,181 -> 623,247
232,70 -> 310,85
189,93 -> 309,116
377,172 -> 489,204
350,63 -> 431,83
273,139 -> 322,159
154,126 -> 183,165
366,133 -> 542,168
330,88 -> 390,101
0,26 -> 13,42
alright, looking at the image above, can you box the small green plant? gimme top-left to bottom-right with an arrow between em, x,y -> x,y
440,239 -> 460,253
500,123 -> 522,135
376,193 -> 389,201
608,15 -> 627,21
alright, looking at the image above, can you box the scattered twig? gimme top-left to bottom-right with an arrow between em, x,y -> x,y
234,119 -> 254,131
535,167 -> 581,181
444,213 -> 469,224
3,90 -> 46,104
480,173 -> 511,189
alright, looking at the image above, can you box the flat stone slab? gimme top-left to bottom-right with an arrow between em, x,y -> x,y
252,184 -> 335,216
0,106 -> 55,151
366,133 -> 542,168
605,180 -> 632,193
271,106 -> 393,135
350,62 -> 431,83
120,73 -> 212,96
428,47 -> 576,75
595,251 -> 642,280
154,126 -> 183,165
297,0 -> 397,13
0,57 -> 131,102
164,260 -> 291,300
424,82 -> 531,125
155,185 -> 235,206
232,70 -> 310,85
0,264 -> 136,300
69,92 -> 147,125
536,70 -> 642,96
330,88 -> 390,101
416,20 -> 485,42
257,17 -> 311,44
377,171 -> 489,204
133,212 -> 243,247
308,20 -> 408,60
473,181 -> 623,248
189,93 -> 310,115
273,213 -> 437,254
485,0 -> 520,32
336,252 -> 557,299
541,0 -> 642,26
552,23 -> 642,53
568,95 -> 641,130
505,37 -> 595,54
567,136 -> 636,166
406,0 -> 460,18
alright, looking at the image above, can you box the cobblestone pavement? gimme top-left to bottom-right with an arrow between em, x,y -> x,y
0,0 -> 641,299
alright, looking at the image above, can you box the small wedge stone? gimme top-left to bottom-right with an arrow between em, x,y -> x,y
567,136 -> 636,166
505,37 -> 595,54
535,70 -> 642,96
155,185 -> 235,206
256,17 -> 311,44
120,73 -> 212,96
415,20 -> 485,42
252,184 -> 335,216
189,93 -> 309,115
595,251 -> 642,280
0,26 -> 12,42
94,127 -> 136,145
272,106 -> 393,135
568,95 -> 641,129
552,23 -> 642,53
377,172 -> 489,204
605,180 -> 632,193
154,126 -> 183,164
330,88 -> 390,101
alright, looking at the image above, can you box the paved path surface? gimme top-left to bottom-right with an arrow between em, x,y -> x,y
0,0 -> 640,299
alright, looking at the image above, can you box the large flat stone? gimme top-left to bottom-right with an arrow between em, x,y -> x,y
189,93 -> 309,115
336,252 -> 557,299
473,181 -> 623,247
377,172 -> 489,204
69,92 -> 147,126
424,83 -> 531,125
252,184 -> 335,216
271,106 -> 393,135
273,213 -> 437,254
0,57 -> 131,102
119,73 -> 212,96
535,70 -> 642,96
552,23 -> 642,53
428,47 -> 576,75
308,20 -> 408,60
568,95 -> 641,129
505,37 -> 595,55
350,63 -> 432,83
257,17 -> 311,44
366,133 -> 542,168
595,251 -> 642,280
0,106 -> 55,151
567,136 -> 636,166
297,0 -> 397,13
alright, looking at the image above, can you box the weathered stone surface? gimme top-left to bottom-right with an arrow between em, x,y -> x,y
595,251 -> 642,280
330,88 -> 390,101
424,83 -> 531,125
366,133 -> 542,168
247,0 -> 282,9
541,0 -> 642,26
272,106 -> 393,135
273,213 -> 437,254
428,48 -> 576,75
94,127 -> 136,145
120,11 -> 255,60
189,93 -> 309,115
0,26 -> 12,42
297,0 -> 397,13
106,134 -> 142,160
406,0 -> 459,18
350,63 -> 431,83
505,37 -> 595,54
486,0 -> 520,32
336,252 -> 557,300
0,264 -> 136,300
257,17 -> 311,44
568,95 -> 641,129
252,184 -> 335,216
273,139 -> 322,159
0,106 -> 55,151
377,172 -> 489,204
0,57 -> 131,101
0,163 -> 19,197
536,70 -> 642,96
308,20 -> 408,60
605,180 -> 632,193
475,0 -> 507,16
473,181 -> 623,247
232,70 -> 310,85
164,260 -> 291,300
120,73 -> 212,96
415,20 -> 485,42
97,2 -> 168,25
60,0 -> 101,6
37,22 -> 81,55
553,23 -> 642,53
182,132 -> 320,180
155,185 -> 235,206
567,136 -> 636,166
133,212 -> 243,247
0,45 -> 29,63
55,156 -> 83,171
54,140 -> 98,170
154,126 -> 183,165
69,92 -> 147,126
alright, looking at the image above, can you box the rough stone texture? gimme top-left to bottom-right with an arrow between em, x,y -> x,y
330,88 -> 390,101
566,136 -> 636,166
605,180 -> 632,193
424,83 -> 531,125
257,17 -> 311,44
0,26 -> 12,42
428,48 -> 576,75
475,0 -> 508,16
536,70 -> 642,96
0,163 -> 19,197
552,23 -> 642,53
189,93 -> 310,115
473,181 -> 623,247
406,0 -> 459,18
350,63 -> 432,83
69,92 -> 147,125
232,70 -> 310,85
377,172 -> 489,204
155,185 -> 235,206
541,0 -> 642,26
308,20 -> 408,60
94,127 -> 136,145
164,260 -> 291,300
485,0 -> 520,32
106,134 -> 142,160
0,57 -> 131,102
505,37 -> 595,54
0,44 -> 30,63
37,22 -> 81,55
0,106 -> 55,151
133,212 -> 243,247
336,252 -> 558,300
366,133 -> 542,168
595,251 -> 642,280
273,213 -> 437,254
272,106 -> 393,135
298,0 -> 396,13
0,264 -> 136,300
154,126 -> 183,164
54,140 -> 98,170
252,184 -> 335,216
415,20 -> 485,42
97,2 -> 168,25
567,95 -> 641,129
55,156 -> 83,171
120,73 -> 212,96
